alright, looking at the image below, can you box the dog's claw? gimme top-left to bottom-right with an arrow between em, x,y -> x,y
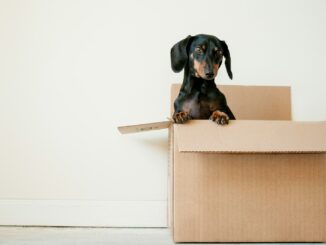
173,111 -> 192,124
210,110 -> 229,125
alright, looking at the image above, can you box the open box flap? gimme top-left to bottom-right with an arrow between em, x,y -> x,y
118,121 -> 172,134
175,120 -> 326,153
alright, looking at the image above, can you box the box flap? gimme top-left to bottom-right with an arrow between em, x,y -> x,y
118,121 -> 172,134
175,120 -> 326,153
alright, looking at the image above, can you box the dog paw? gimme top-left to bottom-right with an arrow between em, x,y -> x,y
173,111 -> 192,124
209,110 -> 229,125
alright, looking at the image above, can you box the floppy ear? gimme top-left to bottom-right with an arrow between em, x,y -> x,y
170,35 -> 192,72
220,40 -> 233,79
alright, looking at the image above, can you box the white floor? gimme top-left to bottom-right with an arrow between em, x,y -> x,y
0,227 -> 322,245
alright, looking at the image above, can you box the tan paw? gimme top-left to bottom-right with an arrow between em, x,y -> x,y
173,111 -> 192,124
209,110 -> 229,125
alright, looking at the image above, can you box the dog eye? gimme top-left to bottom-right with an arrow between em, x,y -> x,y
215,50 -> 223,56
195,47 -> 203,54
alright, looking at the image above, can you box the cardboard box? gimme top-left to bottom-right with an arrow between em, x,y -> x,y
118,84 -> 326,242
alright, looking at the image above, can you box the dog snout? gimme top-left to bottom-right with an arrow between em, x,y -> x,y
205,72 -> 214,79
204,61 -> 215,79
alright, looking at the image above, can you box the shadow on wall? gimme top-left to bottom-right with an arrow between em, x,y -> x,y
136,132 -> 169,155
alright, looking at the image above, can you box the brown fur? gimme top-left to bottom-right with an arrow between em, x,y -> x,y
194,59 -> 206,78
173,111 -> 191,124
209,110 -> 229,125
213,64 -> 219,77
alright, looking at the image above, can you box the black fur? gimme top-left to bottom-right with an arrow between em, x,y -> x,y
171,34 -> 235,124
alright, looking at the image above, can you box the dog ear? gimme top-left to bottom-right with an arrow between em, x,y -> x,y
170,35 -> 192,72
220,40 -> 233,79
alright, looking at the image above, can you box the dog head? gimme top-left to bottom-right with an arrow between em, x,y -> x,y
170,34 -> 232,80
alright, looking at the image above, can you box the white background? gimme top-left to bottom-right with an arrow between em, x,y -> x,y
0,0 -> 325,227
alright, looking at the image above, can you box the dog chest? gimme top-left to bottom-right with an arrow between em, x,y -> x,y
181,95 -> 223,119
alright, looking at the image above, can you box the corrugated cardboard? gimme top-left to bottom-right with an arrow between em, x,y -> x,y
172,150 -> 326,242
118,121 -> 171,134
175,120 -> 326,153
119,84 -> 326,242
168,84 -> 326,242
171,121 -> 326,242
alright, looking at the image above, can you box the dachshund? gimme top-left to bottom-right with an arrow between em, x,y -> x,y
171,34 -> 235,125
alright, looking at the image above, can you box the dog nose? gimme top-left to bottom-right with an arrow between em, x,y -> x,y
205,72 -> 214,79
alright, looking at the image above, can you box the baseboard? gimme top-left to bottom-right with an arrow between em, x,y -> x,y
0,200 -> 167,227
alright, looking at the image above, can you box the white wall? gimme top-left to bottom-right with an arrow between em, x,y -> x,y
0,0 -> 325,227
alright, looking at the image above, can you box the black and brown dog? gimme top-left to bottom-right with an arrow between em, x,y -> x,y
171,34 -> 235,125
